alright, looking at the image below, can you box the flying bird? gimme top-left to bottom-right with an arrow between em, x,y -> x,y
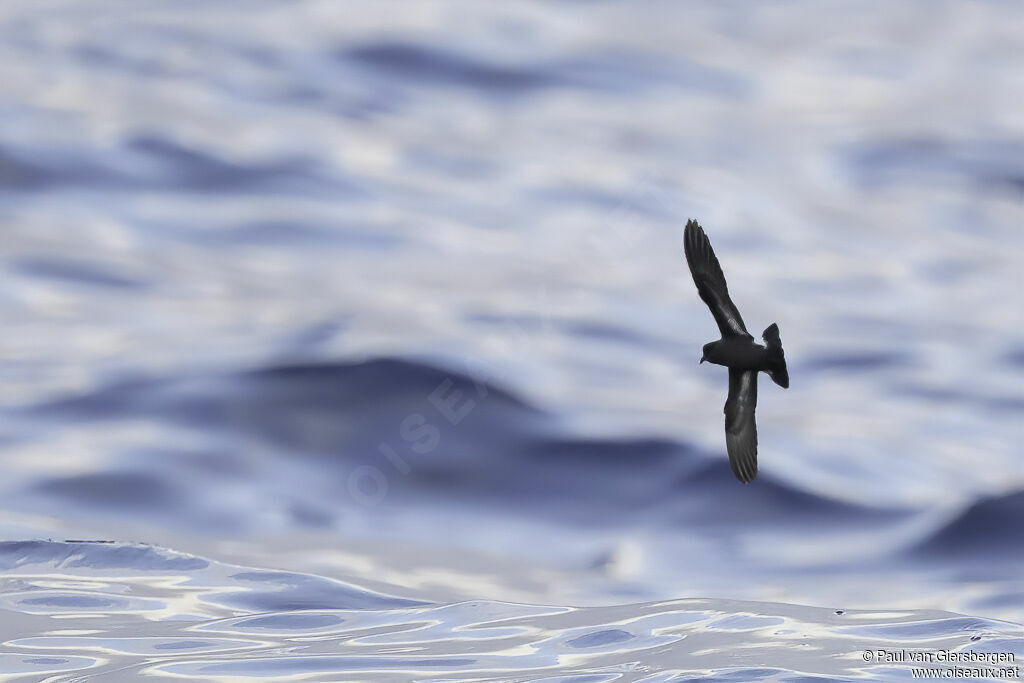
683,219 -> 788,483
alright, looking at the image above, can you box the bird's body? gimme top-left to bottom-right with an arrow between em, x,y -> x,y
701,337 -> 769,371
683,220 -> 789,483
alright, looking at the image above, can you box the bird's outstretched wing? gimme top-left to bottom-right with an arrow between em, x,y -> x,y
683,220 -> 750,339
725,368 -> 758,482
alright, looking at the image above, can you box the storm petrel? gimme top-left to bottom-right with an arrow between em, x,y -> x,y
683,220 -> 789,482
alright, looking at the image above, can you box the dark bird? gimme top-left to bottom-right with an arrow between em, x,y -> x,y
683,219 -> 789,482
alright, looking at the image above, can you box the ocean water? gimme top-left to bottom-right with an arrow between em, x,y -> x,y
2,0 -> 1024,680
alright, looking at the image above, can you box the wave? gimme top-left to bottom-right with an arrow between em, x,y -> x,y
339,40 -> 747,99
0,541 -> 1019,680
0,137 -> 346,196
914,490 -> 1024,559
26,356 -> 899,530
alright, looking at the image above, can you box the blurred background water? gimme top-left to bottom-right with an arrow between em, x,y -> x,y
2,0 -> 1024,680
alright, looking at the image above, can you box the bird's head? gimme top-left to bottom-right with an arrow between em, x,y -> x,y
700,341 -> 718,364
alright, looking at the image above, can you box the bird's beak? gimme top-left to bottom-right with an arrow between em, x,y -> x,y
699,355 -> 706,364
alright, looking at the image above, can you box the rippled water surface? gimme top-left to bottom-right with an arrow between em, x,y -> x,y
2,0 -> 1024,680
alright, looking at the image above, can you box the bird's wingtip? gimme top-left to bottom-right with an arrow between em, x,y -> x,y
729,459 -> 757,483
683,219 -> 704,255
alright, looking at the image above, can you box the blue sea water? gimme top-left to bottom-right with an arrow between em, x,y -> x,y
2,0 -> 1024,680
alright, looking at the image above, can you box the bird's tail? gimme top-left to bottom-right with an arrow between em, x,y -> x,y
762,323 -> 789,389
